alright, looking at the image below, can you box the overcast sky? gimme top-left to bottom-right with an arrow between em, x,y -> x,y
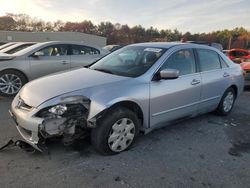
0,0 -> 249,33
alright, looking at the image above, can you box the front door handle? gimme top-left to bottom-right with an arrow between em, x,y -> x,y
191,79 -> 201,85
223,72 -> 230,77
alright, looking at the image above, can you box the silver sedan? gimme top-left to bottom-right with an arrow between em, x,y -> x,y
10,42 -> 244,155
0,41 -> 108,96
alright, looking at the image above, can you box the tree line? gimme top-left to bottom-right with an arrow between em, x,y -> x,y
0,13 -> 249,49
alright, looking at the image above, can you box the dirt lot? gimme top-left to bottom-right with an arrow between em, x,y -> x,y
0,90 -> 250,188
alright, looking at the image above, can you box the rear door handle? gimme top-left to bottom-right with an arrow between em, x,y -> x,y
191,79 -> 201,85
61,60 -> 70,65
223,72 -> 230,77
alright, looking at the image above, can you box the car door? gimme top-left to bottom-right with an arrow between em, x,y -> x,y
29,44 -> 70,79
196,48 -> 231,114
150,48 -> 202,128
69,45 -> 103,68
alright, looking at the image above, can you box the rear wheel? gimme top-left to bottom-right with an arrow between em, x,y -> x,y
216,88 -> 236,116
91,107 -> 139,155
0,70 -> 27,97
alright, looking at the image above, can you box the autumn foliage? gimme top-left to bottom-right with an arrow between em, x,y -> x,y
0,13 -> 249,49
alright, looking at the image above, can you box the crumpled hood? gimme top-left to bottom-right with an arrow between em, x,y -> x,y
20,68 -> 128,107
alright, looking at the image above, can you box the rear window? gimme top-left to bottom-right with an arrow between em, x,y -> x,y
197,49 -> 221,71
219,56 -> 229,68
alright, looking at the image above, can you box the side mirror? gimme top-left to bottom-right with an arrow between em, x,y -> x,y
159,69 -> 179,79
32,51 -> 44,57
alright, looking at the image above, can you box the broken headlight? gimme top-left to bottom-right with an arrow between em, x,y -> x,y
36,96 -> 90,118
60,95 -> 90,109
49,104 -> 67,115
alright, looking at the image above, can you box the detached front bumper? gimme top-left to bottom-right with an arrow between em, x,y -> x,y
9,99 -> 44,151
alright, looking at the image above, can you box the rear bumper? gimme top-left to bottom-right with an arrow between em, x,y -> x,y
245,72 -> 250,86
245,80 -> 250,86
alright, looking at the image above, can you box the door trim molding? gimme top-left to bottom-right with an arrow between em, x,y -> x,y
152,95 -> 221,117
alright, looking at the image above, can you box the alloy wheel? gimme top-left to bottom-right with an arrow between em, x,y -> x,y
0,74 -> 22,95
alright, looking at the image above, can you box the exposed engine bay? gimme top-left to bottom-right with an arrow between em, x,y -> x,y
36,102 -> 92,148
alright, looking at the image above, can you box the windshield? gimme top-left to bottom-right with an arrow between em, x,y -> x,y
90,46 -> 166,77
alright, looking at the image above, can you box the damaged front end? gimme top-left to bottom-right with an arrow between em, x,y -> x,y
36,96 -> 92,146
10,95 -> 99,153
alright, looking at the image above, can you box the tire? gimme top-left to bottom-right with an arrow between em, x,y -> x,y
216,88 -> 236,116
91,107 -> 140,155
0,70 -> 27,97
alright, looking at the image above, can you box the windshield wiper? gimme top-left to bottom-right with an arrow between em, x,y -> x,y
84,59 -> 99,68
93,68 -> 114,74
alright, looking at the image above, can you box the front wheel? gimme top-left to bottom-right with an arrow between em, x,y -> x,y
91,107 -> 140,155
0,70 -> 27,97
216,88 -> 236,116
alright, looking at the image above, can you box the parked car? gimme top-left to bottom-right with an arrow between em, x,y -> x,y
103,45 -> 124,52
9,42 -> 244,155
0,42 -> 36,54
240,61 -> 250,86
0,42 -> 18,51
0,41 -> 108,97
223,48 -> 250,63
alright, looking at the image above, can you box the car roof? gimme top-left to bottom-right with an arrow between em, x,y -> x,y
13,41 -> 102,56
129,42 -> 217,50
38,41 -> 99,47
130,42 -> 187,48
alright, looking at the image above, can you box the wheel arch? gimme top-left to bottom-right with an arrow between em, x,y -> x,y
229,84 -> 238,97
0,68 -> 29,82
101,100 -> 144,131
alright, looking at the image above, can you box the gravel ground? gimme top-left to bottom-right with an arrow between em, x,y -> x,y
0,90 -> 249,188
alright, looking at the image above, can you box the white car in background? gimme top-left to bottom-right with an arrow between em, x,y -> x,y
0,42 -> 37,54
0,41 -> 108,96
0,42 -> 18,51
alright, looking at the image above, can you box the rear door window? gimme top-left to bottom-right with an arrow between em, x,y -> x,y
197,49 -> 221,71
70,45 -> 100,55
